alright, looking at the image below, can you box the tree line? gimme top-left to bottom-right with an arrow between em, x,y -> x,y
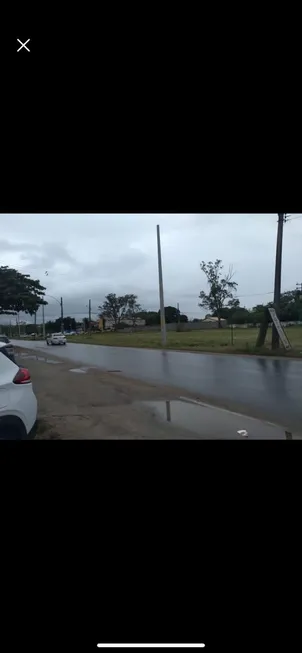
98,293 -> 189,329
198,259 -> 302,326
1,262 -> 301,338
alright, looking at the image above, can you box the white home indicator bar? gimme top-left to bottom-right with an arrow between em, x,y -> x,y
97,646 -> 205,649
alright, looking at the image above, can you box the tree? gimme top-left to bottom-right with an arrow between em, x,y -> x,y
156,306 -> 188,324
198,259 -> 238,328
157,306 -> 177,324
45,317 -> 77,333
230,307 -> 251,325
0,266 -> 47,316
126,294 -> 142,327
249,304 -> 267,325
278,290 -> 302,322
227,298 -> 240,311
98,293 -> 130,331
144,311 -> 160,326
250,290 -> 302,326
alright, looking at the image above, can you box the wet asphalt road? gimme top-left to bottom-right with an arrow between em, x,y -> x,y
12,340 -> 302,430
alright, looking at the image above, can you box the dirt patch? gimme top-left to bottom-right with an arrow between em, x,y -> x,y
15,347 -> 193,439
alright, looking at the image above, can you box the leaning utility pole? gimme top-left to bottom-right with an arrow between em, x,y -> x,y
272,213 -> 286,349
156,224 -> 167,347
60,297 -> 64,334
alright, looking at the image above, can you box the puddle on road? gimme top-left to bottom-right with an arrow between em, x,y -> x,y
69,366 -> 98,373
138,399 -> 288,439
17,353 -> 61,364
17,355 -> 96,373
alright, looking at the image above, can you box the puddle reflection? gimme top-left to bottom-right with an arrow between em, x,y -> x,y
138,399 -> 287,439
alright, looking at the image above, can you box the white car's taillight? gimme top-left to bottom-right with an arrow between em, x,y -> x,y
13,367 -> 31,384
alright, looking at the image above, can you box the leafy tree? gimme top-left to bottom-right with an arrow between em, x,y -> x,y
229,308 -> 251,325
126,294 -> 142,326
227,298 -> 240,311
211,306 -> 232,320
144,311 -> 160,326
278,290 -> 302,322
249,304 -> 267,325
59,317 -> 77,331
0,266 -> 47,316
250,290 -> 302,325
198,260 -> 238,328
45,317 -> 77,333
157,306 -> 177,324
156,306 -> 188,324
98,293 -> 130,331
45,320 -> 56,332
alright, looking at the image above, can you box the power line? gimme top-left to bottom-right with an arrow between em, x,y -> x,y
235,291 -> 274,298
285,214 -> 302,222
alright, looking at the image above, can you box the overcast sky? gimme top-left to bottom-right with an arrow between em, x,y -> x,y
1,214 -> 301,324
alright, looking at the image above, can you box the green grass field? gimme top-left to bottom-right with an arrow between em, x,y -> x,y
65,326 -> 302,357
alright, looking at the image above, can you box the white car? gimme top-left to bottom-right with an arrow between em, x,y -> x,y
0,335 -> 15,362
46,333 -> 67,346
0,343 -> 38,439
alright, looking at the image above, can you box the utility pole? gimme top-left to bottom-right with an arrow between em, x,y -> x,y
88,299 -> 92,336
177,302 -> 181,332
34,311 -> 37,335
272,213 -> 286,349
60,297 -> 64,334
157,224 -> 167,347
42,304 -> 45,339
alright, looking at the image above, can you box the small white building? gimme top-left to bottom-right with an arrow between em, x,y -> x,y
203,315 -> 227,327
104,317 -> 146,329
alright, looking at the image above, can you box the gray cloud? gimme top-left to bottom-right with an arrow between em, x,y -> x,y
1,214 -> 301,324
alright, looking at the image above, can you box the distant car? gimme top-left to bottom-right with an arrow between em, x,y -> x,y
0,343 -> 37,439
0,335 -> 16,362
46,333 -> 67,346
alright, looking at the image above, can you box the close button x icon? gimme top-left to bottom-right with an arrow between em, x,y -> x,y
17,38 -> 30,52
